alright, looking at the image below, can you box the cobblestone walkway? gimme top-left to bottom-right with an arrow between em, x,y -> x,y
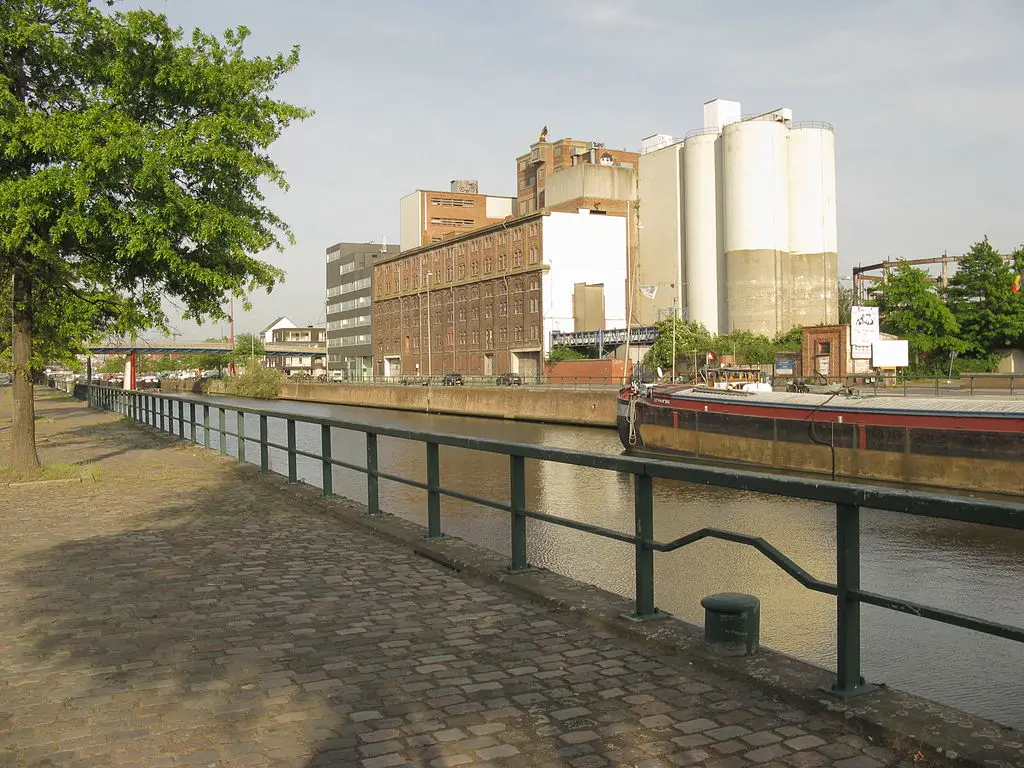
0,391 -> 902,768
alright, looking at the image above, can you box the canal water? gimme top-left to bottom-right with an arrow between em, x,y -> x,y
188,394 -> 1024,729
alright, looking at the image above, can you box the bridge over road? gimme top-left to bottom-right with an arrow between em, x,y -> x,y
1,389 -> 1021,767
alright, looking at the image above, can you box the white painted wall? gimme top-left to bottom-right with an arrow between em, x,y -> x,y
485,196 -> 514,219
541,212 -> 627,354
399,192 -> 422,251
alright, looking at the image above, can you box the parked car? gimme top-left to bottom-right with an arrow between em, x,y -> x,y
496,373 -> 523,386
442,373 -> 464,386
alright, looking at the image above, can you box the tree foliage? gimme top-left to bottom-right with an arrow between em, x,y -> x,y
1,0 -> 309,471
872,263 -> 966,365
946,238 -> 1024,354
838,282 -> 854,325
643,319 -> 713,370
546,347 -> 586,363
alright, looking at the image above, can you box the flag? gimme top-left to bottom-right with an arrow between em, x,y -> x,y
1013,274 -> 1022,294
639,285 -> 658,300
706,351 -> 715,364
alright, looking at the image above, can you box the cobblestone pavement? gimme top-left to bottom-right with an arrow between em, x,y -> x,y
0,391 -> 905,768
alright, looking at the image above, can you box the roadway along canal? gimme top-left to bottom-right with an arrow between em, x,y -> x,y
192,393 -> 1024,730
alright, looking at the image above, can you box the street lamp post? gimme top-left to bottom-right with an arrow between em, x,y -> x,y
672,295 -> 677,383
425,271 -> 432,378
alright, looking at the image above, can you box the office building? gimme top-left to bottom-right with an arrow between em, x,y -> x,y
326,241 -> 400,379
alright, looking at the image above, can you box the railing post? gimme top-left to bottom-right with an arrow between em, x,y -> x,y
365,432 -> 379,515
286,419 -> 297,483
219,408 -> 227,455
321,424 -> 333,497
159,397 -> 166,432
833,503 -> 866,695
259,414 -> 269,472
189,403 -> 197,443
970,375 -> 975,397
632,473 -> 658,620
177,401 -> 185,439
203,405 -> 210,449
426,442 -> 442,539
509,454 -> 529,572
237,411 -> 246,464
902,376 -> 908,397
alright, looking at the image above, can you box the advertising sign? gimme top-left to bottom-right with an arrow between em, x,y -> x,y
872,339 -> 909,368
775,359 -> 795,375
851,306 -> 880,347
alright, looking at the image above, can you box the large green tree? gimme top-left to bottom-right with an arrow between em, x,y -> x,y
872,262 -> 965,366
643,319 -> 713,371
1,1 -> 309,473
946,238 -> 1024,354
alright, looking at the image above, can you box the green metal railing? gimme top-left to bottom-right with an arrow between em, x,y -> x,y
74,384 -> 1024,696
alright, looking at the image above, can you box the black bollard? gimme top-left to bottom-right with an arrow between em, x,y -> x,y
700,593 -> 760,657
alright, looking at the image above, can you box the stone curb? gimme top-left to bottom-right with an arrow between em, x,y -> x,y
134,419 -> 1024,768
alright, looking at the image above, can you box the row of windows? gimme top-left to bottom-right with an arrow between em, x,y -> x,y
377,324 -> 541,351
328,294 -> 372,312
429,197 -> 475,208
338,334 -> 371,347
429,217 -> 475,228
327,276 -> 372,298
376,278 -> 540,312
326,314 -> 371,331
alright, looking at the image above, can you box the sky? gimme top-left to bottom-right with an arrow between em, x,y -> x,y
127,0 -> 1024,341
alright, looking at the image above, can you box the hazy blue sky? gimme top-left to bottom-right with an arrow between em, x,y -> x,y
131,0 -> 1023,340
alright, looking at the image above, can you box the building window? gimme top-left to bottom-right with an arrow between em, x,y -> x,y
817,341 -> 832,355
458,264 -> 465,279
514,326 -> 523,342
529,298 -> 538,313
499,327 -> 507,342
499,300 -> 507,316
529,247 -> 539,265
430,197 -> 475,208
512,250 -> 523,268
484,305 -> 492,319
498,254 -> 507,270
458,331 -> 466,346
471,330 -> 479,345
470,260 -> 479,276
530,325 -> 539,340
429,217 -> 474,227
485,329 -> 493,347
446,266 -> 454,282
458,309 -> 466,321
514,299 -> 523,315
529,278 -> 539,291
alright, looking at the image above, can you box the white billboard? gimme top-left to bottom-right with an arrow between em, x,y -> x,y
872,339 -> 909,368
851,306 -> 880,346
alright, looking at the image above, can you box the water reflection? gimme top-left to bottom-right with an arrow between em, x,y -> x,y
193,395 -> 1024,729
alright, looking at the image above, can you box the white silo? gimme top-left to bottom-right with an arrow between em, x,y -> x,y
682,131 -> 724,334
721,118 -> 790,336
787,125 -> 839,328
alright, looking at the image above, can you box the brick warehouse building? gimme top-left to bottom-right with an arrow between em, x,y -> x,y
372,210 -> 627,378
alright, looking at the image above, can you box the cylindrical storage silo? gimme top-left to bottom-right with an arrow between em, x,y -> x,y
788,125 -> 839,329
722,119 -> 790,336
683,131 -> 723,334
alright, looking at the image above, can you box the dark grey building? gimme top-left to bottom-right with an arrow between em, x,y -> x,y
325,241 -> 400,379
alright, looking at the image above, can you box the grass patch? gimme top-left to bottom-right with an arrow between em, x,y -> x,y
1,462 -> 99,484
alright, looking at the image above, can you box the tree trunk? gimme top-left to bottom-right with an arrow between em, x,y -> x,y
11,269 -> 39,476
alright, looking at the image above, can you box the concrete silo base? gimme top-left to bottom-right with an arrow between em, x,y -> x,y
786,252 -> 838,330
724,249 -> 789,337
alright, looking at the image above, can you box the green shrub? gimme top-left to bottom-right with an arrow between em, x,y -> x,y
225,367 -> 283,399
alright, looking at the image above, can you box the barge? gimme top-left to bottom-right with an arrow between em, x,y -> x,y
617,383 -> 1024,496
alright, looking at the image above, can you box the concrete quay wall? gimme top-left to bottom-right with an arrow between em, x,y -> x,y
161,379 -> 618,428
